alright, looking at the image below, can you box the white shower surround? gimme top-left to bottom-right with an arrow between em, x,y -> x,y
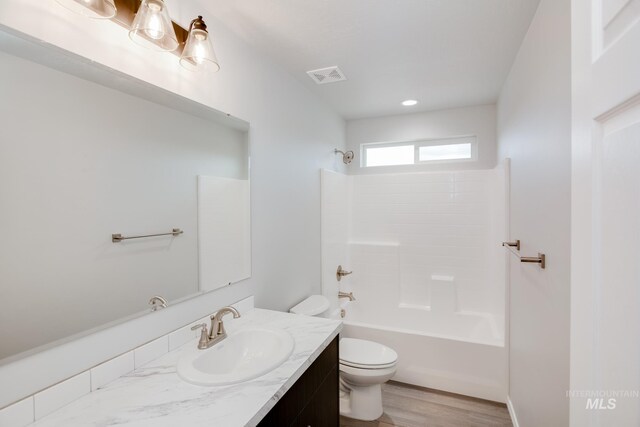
321,168 -> 507,402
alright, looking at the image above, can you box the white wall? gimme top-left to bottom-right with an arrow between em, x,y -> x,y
0,0 -> 345,408
346,104 -> 497,174
496,0 -> 571,426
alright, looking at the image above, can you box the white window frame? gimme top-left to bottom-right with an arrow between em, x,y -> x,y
360,135 -> 478,168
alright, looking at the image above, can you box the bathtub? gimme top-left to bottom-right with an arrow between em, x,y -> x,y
321,167 -> 508,402
341,305 -> 507,403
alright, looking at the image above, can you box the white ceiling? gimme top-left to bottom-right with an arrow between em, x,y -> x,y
201,0 -> 541,120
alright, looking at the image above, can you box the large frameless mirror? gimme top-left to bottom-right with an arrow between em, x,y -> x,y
0,27 -> 251,363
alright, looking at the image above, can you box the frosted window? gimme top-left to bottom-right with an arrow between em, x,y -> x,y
364,145 -> 415,167
419,143 -> 472,161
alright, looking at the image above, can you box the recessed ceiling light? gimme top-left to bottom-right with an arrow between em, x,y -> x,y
402,99 -> 418,106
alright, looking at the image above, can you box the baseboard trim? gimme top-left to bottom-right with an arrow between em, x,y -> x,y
506,396 -> 519,427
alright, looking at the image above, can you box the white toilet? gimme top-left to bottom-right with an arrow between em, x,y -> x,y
290,295 -> 398,421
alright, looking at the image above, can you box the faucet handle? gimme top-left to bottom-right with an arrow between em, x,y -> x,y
336,265 -> 353,281
191,323 -> 210,349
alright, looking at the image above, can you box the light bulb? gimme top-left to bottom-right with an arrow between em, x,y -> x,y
193,32 -> 208,64
145,12 -> 164,40
193,45 -> 205,64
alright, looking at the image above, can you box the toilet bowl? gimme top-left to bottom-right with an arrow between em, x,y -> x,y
339,337 -> 398,420
290,295 -> 398,421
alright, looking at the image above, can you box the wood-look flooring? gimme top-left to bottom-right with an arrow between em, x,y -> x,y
340,381 -> 513,427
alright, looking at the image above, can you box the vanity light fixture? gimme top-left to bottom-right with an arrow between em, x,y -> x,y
55,0 -> 117,19
55,0 -> 218,71
402,99 -> 419,106
128,0 -> 179,52
180,16 -> 220,72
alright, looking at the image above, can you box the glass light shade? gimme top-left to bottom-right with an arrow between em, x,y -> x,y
128,0 -> 178,52
55,0 -> 116,19
180,17 -> 220,72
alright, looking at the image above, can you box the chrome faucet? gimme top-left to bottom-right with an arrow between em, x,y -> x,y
149,295 -> 168,311
210,306 -> 241,339
338,291 -> 356,301
190,306 -> 241,350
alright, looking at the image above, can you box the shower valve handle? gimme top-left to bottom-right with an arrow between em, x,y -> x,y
336,265 -> 353,281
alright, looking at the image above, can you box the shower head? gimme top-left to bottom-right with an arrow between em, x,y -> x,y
335,149 -> 354,164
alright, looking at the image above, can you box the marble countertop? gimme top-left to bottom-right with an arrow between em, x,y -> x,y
31,309 -> 342,427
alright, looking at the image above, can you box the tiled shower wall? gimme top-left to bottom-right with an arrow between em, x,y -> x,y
351,169 -> 506,317
323,168 -> 506,327
320,170 -> 351,315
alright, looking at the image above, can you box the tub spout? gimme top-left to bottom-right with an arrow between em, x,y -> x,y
339,291 -> 356,301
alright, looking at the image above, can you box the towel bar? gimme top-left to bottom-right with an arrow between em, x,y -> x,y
502,240 -> 545,269
112,228 -> 183,243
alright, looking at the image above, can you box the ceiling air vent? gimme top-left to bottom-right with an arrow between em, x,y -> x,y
306,66 -> 347,85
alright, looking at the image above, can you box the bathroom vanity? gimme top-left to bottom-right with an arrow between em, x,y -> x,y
257,336 -> 339,426
26,308 -> 342,427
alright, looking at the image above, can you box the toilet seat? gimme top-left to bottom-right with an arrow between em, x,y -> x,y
339,361 -> 397,378
339,338 -> 398,369
340,359 -> 397,370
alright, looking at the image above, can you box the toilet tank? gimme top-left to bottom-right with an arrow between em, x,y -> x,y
289,295 -> 331,317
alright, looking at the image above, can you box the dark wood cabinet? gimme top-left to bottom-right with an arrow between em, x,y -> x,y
257,336 -> 339,427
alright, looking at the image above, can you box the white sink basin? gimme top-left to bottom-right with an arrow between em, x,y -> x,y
177,328 -> 294,386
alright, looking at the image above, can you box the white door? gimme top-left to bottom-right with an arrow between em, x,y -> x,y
571,1 -> 640,425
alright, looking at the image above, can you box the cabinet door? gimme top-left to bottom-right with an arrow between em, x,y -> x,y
258,337 -> 339,427
295,366 -> 339,427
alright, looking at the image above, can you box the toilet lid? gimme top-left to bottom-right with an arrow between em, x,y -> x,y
339,338 -> 398,367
